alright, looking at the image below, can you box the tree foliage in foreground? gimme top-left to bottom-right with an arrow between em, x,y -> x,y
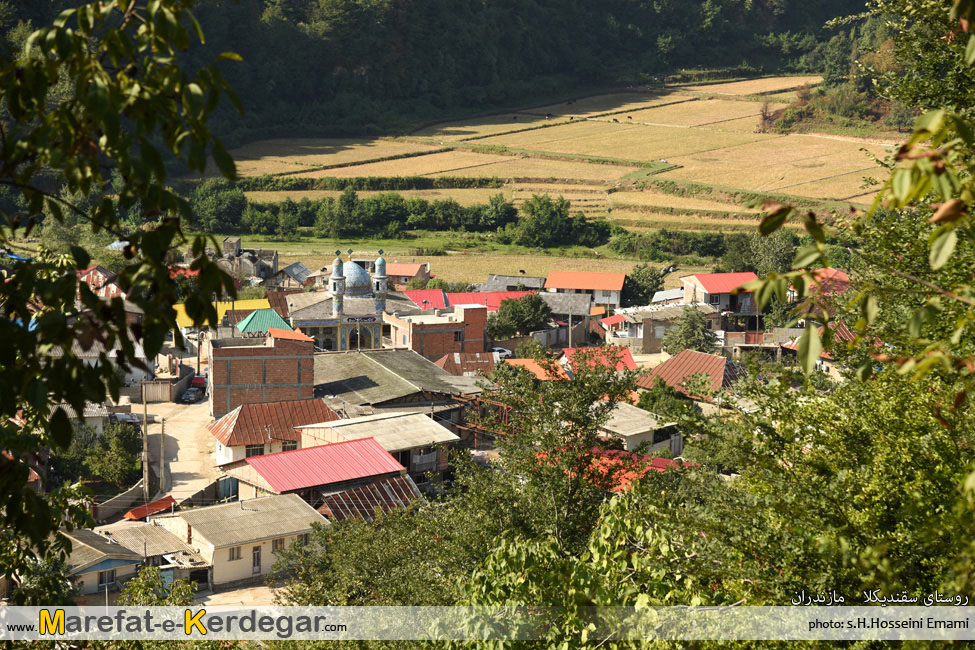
1,0 -> 238,592
661,306 -> 718,355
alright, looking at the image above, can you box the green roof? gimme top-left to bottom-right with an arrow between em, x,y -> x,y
236,308 -> 292,334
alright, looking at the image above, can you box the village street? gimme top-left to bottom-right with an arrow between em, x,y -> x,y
144,400 -> 219,503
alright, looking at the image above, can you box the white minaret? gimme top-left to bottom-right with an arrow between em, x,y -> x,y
373,249 -> 388,314
329,250 -> 345,318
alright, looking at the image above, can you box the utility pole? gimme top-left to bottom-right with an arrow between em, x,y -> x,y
568,309 -> 573,348
160,417 -> 166,494
141,382 -> 149,504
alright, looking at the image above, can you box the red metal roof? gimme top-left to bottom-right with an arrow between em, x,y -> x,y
637,349 -> 745,397
503,358 -> 569,380
267,290 -> 303,318
269,327 -> 313,342
688,272 -> 758,294
124,495 -> 177,520
317,474 -> 422,521
404,289 -> 448,310
434,352 -> 497,376
446,291 -> 533,311
810,268 -> 851,295
600,314 -> 626,326
244,438 -> 404,493
562,346 -> 637,372
208,399 -> 341,447
545,271 -> 626,292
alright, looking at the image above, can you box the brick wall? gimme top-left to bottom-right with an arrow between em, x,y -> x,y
208,337 -> 315,417
384,306 -> 487,359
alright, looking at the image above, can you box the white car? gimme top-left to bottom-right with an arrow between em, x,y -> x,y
491,347 -> 514,359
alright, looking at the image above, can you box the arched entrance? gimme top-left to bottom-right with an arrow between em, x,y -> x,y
348,327 -> 372,350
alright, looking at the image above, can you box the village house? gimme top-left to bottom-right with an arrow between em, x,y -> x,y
637,349 -> 746,411
781,320 -> 859,381
502,358 -> 570,381
95,521 -> 209,585
264,261 -> 313,290
650,288 -> 684,305
385,262 -> 430,290
63,529 -> 143,596
560,346 -> 638,375
208,398 -> 341,465
316,474 -> 423,522
544,270 -> 626,311
384,304 -> 487,359
152,494 -> 325,589
599,402 -> 682,455
77,266 -> 125,299
49,337 -> 156,387
478,274 -> 546,292
235,309 -> 293,336
314,348 -> 483,420
207,328 -> 316,418
606,303 -> 720,354
215,237 -> 278,280
222,437 -> 407,499
297,411 -> 460,483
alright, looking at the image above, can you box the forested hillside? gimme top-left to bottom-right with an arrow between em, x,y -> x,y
2,0 -> 863,141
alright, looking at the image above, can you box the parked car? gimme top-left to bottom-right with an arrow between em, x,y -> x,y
180,387 -> 202,403
190,375 -> 207,390
490,347 -> 514,359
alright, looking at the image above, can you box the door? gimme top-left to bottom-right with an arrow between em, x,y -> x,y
252,545 -> 261,575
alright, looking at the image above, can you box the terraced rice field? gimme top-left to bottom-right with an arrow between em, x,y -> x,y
245,188 -> 515,205
609,190 -> 757,213
609,99 -> 787,128
683,75 -> 822,95
224,138 -> 442,176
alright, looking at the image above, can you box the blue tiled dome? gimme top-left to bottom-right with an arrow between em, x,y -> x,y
342,262 -> 371,294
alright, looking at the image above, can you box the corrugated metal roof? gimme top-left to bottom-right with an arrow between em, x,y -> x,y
268,327 -> 313,342
545,271 -> 625,291
267,290 -> 303,318
64,529 -> 142,574
280,262 -> 312,284
208,399 -> 341,447
562,346 -> 637,372
434,352 -> 498,376
403,289 -> 447,310
124,495 -> 177,520
687,272 -> 758,294
386,263 -> 426,277
503,358 -> 569,380
298,411 -> 459,453
244,438 -> 404,492
446,291 -> 533,311
600,402 -> 672,437
600,314 -> 627,326
170,494 -> 325,548
637,349 -> 745,397
96,521 -> 198,558
318,475 -> 423,521
237,308 -> 291,334
651,288 -> 683,302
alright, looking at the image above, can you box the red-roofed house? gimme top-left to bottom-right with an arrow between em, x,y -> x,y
77,266 -> 125,299
561,346 -> 637,374
386,262 -> 430,290
680,272 -> 758,312
545,271 -> 626,311
221,438 -> 406,501
435,352 -> 499,376
403,289 -> 448,310
781,321 -> 862,380
208,399 -> 341,465
446,291 -> 533,311
503,358 -> 570,381
637,349 -> 745,400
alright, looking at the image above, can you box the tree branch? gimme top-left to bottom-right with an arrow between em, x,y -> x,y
849,247 -> 975,307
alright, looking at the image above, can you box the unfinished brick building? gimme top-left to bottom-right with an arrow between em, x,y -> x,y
207,328 -> 315,418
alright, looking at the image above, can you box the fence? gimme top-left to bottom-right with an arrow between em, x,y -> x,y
91,479 -> 145,524
494,320 -> 590,352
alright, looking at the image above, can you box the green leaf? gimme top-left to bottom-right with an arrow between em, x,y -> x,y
759,207 -> 791,236
217,51 -> 243,61
863,294 -> 879,326
967,35 -> 975,65
792,246 -> 821,270
929,228 -> 957,270
797,324 -> 822,375
69,246 -> 90,269
49,408 -> 72,449
211,141 -> 237,181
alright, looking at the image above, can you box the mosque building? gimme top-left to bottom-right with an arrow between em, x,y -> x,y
285,250 -> 389,352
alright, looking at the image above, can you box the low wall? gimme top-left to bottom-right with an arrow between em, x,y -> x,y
91,479 -> 144,524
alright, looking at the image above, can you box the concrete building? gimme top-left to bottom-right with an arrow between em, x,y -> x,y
152,494 -> 325,588
384,304 -> 487,359
478,274 -> 546,292
207,329 -> 316,418
95,521 -> 209,584
680,272 -> 758,311
606,303 -> 720,354
208,398 -> 341,465
215,238 -> 278,280
544,271 -> 626,311
63,529 -> 143,595
599,402 -> 682,455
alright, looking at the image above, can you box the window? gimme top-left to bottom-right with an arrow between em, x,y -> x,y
300,533 -> 310,546
98,569 -> 116,586
245,444 -> 264,458
401,334 -> 407,345
229,546 -> 242,561
282,441 -> 297,452
709,294 -> 720,305
272,538 -> 285,552
453,331 -> 463,342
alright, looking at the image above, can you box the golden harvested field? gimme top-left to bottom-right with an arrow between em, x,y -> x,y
479,120 -> 769,161
683,75 -> 822,95
429,157 -> 639,182
415,114 -> 565,141
609,190 -> 758,213
658,135 -> 891,198
299,150 -> 510,178
281,250 -> 704,289
526,91 -> 696,119
612,98 -> 787,128
244,188 -> 514,205
224,138 -> 442,176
